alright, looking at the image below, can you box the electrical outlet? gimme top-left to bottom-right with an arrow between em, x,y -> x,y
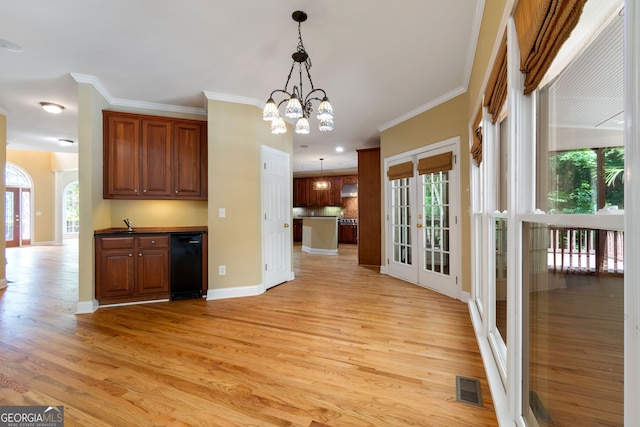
219,265 -> 226,276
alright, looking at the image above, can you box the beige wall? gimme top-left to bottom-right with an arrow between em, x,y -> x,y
0,114 -> 6,286
207,98 -> 292,291
379,0 -> 510,295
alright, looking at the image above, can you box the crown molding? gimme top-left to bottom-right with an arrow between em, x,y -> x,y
70,73 -> 207,116
204,91 -> 262,108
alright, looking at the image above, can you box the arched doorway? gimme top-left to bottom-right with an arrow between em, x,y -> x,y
5,164 -> 33,247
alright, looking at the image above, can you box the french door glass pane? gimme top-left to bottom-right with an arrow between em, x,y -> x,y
21,190 -> 31,240
391,178 -> 412,266
422,171 -> 450,276
5,192 -> 14,241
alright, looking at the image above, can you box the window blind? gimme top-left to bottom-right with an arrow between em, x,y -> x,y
417,152 -> 453,175
387,161 -> 414,180
514,0 -> 587,94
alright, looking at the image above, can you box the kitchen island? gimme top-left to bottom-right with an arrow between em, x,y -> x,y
301,216 -> 338,255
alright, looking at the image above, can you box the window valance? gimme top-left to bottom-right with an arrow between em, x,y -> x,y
484,33 -> 507,123
417,152 -> 453,176
471,108 -> 483,166
387,161 -> 414,180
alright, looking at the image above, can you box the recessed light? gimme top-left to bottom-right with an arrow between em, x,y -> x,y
58,139 -> 74,146
299,144 -> 309,148
335,146 -> 344,153
40,102 -> 64,114
0,38 -> 23,53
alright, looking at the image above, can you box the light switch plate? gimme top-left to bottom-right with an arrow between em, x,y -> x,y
218,208 -> 226,218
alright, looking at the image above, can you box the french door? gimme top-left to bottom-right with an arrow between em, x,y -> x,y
387,141 -> 460,298
5,187 -> 31,247
261,146 -> 292,289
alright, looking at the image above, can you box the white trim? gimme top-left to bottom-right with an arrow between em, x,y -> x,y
75,299 -> 99,314
0,279 -> 7,290
469,301 -> 516,427
518,213 -> 624,230
71,73 -> 208,116
462,0 -> 487,88
207,284 -> 265,300
625,0 -> 640,425
301,246 -> 338,255
204,91 -> 262,107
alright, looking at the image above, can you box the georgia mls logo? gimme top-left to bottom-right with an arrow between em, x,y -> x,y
0,405 -> 64,427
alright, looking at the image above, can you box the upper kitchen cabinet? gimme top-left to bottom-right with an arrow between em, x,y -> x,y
103,111 -> 207,200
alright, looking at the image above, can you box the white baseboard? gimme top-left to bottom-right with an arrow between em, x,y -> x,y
468,300 -> 515,427
207,284 -> 265,300
301,246 -> 338,255
76,299 -> 99,314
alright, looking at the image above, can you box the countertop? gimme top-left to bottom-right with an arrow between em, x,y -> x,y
95,226 -> 208,235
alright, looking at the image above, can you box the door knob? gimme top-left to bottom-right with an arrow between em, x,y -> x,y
416,223 -> 422,228
284,223 -> 289,228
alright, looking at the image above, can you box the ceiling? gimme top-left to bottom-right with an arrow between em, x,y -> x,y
0,0 -> 483,174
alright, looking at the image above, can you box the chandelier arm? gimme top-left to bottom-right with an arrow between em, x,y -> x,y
283,61 -> 296,92
269,89 -> 293,100
302,88 -> 327,105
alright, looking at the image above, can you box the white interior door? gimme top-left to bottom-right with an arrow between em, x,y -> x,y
386,140 -> 460,298
262,146 -> 292,289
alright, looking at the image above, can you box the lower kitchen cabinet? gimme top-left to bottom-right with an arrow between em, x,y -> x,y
339,224 -> 358,244
95,234 -> 170,304
293,219 -> 303,242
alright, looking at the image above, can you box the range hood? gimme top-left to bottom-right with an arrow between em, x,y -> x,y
341,183 -> 358,198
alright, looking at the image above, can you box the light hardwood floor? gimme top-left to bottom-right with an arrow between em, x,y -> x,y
0,241 -> 497,426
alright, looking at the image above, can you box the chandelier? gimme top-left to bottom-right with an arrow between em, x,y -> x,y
262,11 -> 334,135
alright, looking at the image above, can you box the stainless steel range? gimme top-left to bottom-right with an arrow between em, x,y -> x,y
339,218 -> 358,225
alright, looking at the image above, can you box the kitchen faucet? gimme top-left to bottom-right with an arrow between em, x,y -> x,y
122,218 -> 133,232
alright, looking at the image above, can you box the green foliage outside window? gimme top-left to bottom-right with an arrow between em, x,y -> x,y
548,148 -> 624,213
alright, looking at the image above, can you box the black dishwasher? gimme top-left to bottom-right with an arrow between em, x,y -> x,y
170,233 -> 203,300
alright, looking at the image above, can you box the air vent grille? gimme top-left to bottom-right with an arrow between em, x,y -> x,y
456,376 -> 483,407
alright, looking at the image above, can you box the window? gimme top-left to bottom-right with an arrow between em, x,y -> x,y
64,181 -> 80,235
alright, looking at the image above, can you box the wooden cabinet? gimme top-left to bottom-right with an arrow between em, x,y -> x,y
293,219 -> 303,242
339,224 -> 358,244
294,178 -> 310,207
95,234 -> 170,304
357,148 -> 381,265
294,175 -> 355,207
103,111 -> 207,200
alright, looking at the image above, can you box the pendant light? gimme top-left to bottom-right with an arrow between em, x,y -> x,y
314,158 -> 330,190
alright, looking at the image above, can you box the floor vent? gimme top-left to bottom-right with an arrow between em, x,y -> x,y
456,376 -> 483,407
530,391 -> 552,424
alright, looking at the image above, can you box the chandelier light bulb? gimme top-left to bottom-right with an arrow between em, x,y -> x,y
262,98 -> 279,121
285,94 -> 303,119
319,118 -> 334,132
271,116 -> 287,134
295,117 -> 310,134
316,97 -> 333,120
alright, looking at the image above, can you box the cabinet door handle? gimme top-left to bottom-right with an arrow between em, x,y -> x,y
139,253 -> 142,256
129,253 -> 133,257
143,189 -> 147,193
134,189 -> 138,193
151,240 -> 155,244
175,190 -> 179,194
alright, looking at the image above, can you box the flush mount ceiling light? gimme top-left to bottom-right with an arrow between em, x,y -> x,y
0,38 -> 23,53
263,11 -> 334,135
40,102 -> 64,114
